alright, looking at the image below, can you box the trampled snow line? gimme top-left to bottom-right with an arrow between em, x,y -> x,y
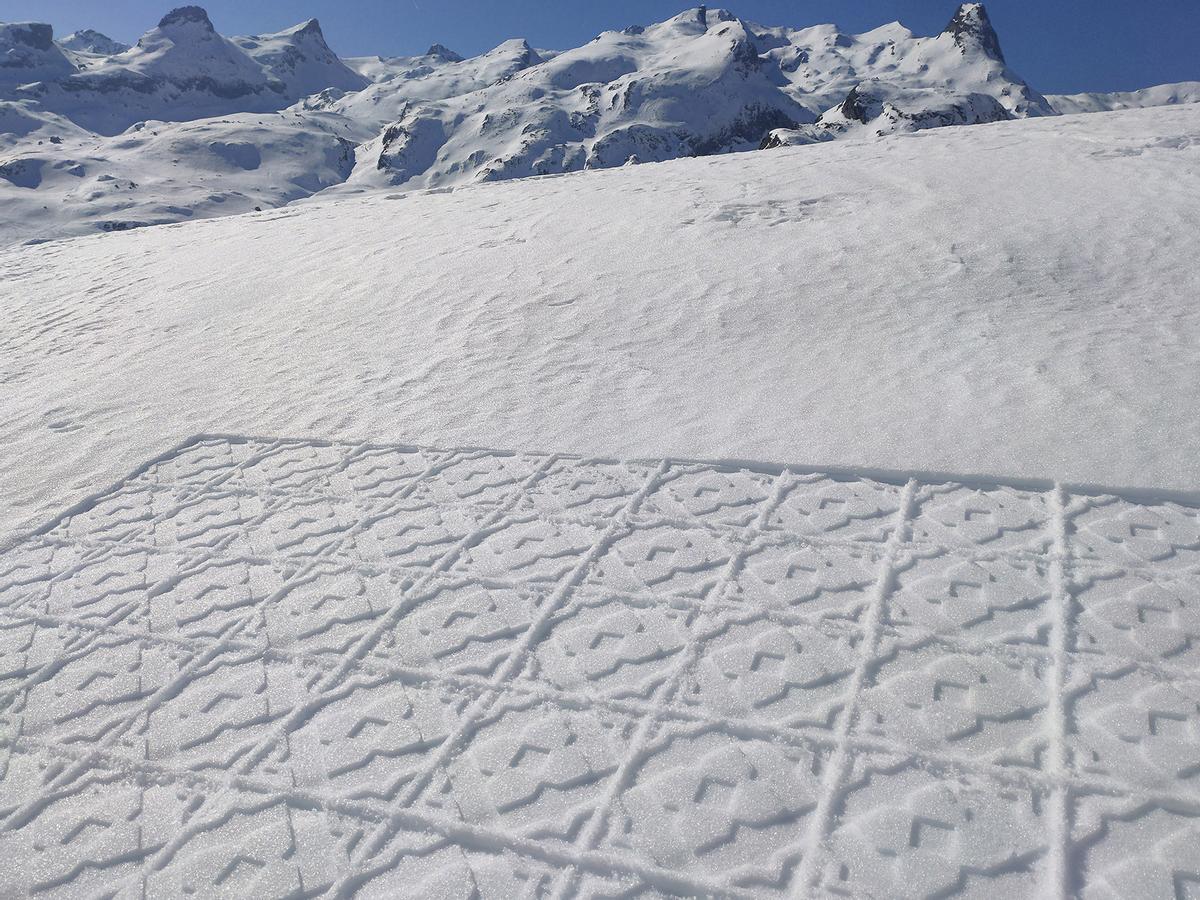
2,435 -> 1199,896
14,431 -> 1192,549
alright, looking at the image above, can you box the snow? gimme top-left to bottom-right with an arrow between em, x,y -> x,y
2,102 -> 1199,540
0,3 -> 1067,244
2,434 -> 1199,896
58,29 -> 130,57
230,19 -> 368,99
0,110 -> 358,246
1049,81 -> 1200,115
0,22 -> 76,85
4,9 -> 366,137
3,7 -> 1200,896
337,3 -> 1052,193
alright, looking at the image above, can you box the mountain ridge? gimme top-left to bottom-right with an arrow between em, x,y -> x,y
0,3 -> 1195,245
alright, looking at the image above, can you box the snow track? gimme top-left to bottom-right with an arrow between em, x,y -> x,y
2,435 -> 1199,897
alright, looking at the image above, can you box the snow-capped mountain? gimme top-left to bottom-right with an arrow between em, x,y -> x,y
59,29 -> 129,56
5,7 -> 365,135
344,9 -> 820,190
1048,81 -> 1200,115
0,22 -> 77,85
231,18 -> 367,99
331,38 -> 549,128
761,3 -> 1052,147
1,2 -> 1195,245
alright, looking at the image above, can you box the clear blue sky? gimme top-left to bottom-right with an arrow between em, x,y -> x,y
8,0 -> 1198,94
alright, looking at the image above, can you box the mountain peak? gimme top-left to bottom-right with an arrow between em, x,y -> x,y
60,28 -> 129,54
426,43 -> 463,62
157,6 -> 215,32
294,18 -> 323,38
943,2 -> 1004,62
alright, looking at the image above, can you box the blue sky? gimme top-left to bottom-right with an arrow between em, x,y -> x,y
9,0 -> 1199,94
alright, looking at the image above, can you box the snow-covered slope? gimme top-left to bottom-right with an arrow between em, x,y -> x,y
762,81 -> 1012,147
1049,81 -> 1200,115
3,96 -> 1200,900
343,44 -> 465,84
329,38 -> 548,130
0,98 -> 89,149
341,11 -> 816,190
2,102 -> 1199,537
0,110 -> 357,246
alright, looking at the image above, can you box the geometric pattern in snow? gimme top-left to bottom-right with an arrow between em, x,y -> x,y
1,435 -> 1198,898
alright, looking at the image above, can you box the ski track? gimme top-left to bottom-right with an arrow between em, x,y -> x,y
2,435 -> 1199,898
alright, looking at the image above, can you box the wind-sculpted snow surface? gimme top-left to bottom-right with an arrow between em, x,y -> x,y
2,104 -> 1200,539
2,435 -> 1199,897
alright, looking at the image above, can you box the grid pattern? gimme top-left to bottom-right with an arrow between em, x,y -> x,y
1,435 -> 1199,898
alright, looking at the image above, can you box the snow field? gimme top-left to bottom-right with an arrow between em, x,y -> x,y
3,104 -> 1200,543
2,435 -> 1199,897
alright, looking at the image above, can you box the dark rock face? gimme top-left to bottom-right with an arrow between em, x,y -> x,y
691,103 -> 800,155
295,18 -> 323,38
1,23 -> 76,79
838,85 -> 871,123
10,22 -> 55,51
758,131 -> 785,150
0,157 -> 45,189
728,33 -> 762,73
157,7 -> 214,31
425,43 -> 464,62
943,3 -> 1004,62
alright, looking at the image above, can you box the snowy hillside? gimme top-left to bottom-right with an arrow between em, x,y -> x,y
3,101 -> 1199,541
2,102 -> 1200,898
0,110 -> 358,247
1049,81 -> 1200,115
0,1 -> 1092,244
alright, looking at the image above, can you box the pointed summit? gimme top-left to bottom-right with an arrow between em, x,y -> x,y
157,6 -> 215,31
231,16 -> 368,96
426,44 -> 463,62
292,18 -> 323,38
943,3 -> 1004,62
